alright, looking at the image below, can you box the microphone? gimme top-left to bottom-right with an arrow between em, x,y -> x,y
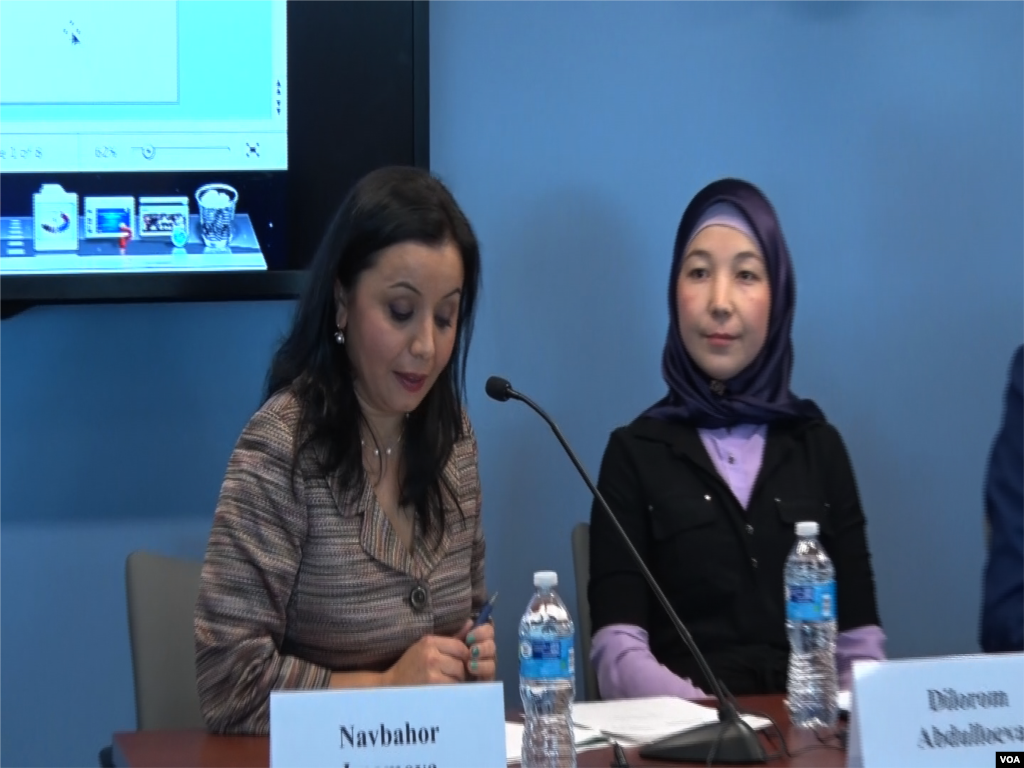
485,376 -> 767,765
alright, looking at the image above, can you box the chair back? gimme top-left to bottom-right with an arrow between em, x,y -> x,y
570,522 -> 600,700
125,550 -> 205,729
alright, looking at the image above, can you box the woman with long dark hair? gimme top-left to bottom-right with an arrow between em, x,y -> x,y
195,166 -> 492,735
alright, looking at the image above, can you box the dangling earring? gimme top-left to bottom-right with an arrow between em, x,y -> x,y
334,328 -> 346,345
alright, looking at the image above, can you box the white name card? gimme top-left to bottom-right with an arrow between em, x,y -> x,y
847,652 -> 1024,768
270,682 -> 507,768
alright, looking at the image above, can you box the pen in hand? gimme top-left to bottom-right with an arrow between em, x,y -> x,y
471,592 -> 499,629
464,593 -> 498,680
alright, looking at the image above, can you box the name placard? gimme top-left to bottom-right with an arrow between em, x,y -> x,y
847,653 -> 1024,768
270,682 -> 506,768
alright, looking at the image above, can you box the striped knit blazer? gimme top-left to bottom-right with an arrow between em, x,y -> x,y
194,390 -> 487,735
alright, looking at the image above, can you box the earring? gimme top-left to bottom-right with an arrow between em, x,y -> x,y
334,329 -> 346,345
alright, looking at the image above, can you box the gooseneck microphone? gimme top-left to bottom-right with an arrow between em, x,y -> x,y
485,375 -> 767,765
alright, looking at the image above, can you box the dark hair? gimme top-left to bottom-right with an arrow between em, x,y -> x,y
265,166 -> 482,540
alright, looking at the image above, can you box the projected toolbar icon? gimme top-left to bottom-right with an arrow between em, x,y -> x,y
33,183 -> 79,252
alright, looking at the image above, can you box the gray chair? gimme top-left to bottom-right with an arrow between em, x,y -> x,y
570,522 -> 600,701
100,551 -> 205,766
126,550 -> 206,729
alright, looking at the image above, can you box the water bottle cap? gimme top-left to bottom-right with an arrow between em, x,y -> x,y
796,521 -> 819,537
533,570 -> 558,588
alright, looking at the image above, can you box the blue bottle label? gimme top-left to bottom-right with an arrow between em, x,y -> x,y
787,582 -> 836,621
519,637 -> 575,679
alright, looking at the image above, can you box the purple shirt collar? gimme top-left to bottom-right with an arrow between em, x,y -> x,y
698,424 -> 767,509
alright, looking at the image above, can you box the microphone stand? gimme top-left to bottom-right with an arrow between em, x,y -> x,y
486,377 -> 767,765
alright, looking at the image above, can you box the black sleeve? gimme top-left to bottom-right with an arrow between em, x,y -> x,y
588,427 -> 652,632
821,425 -> 883,632
980,345 -> 1024,653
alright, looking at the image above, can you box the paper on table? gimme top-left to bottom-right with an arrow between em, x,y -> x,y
504,721 -> 608,764
570,696 -> 771,744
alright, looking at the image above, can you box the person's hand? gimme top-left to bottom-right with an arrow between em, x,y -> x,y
454,619 -> 497,681
383,634 -> 471,686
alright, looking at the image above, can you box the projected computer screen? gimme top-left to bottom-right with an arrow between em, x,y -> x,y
0,0 -> 287,277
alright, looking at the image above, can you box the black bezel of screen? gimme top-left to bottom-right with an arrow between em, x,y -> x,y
0,1 -> 429,316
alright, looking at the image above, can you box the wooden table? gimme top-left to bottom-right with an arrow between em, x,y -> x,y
112,695 -> 847,767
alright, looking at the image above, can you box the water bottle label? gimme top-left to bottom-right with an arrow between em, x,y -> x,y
519,637 -> 574,679
787,581 -> 836,621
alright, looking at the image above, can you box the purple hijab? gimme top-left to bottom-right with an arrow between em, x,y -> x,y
644,178 -> 823,428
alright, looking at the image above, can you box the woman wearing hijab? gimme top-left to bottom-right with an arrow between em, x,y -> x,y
588,178 -> 885,700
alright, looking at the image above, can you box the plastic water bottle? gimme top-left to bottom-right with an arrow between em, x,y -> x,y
785,521 -> 838,729
519,570 -> 576,768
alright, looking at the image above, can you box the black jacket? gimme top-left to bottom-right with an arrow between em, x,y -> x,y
588,415 -> 882,696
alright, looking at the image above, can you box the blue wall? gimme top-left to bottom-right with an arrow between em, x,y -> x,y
430,0 -> 1023,700
2,2 -> 1021,765
0,301 -> 295,766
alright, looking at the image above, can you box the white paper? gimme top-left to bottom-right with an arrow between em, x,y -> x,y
570,696 -> 770,744
269,684 -> 506,768
847,653 -> 1024,768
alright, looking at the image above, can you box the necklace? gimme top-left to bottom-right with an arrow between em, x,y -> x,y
361,432 -> 403,458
